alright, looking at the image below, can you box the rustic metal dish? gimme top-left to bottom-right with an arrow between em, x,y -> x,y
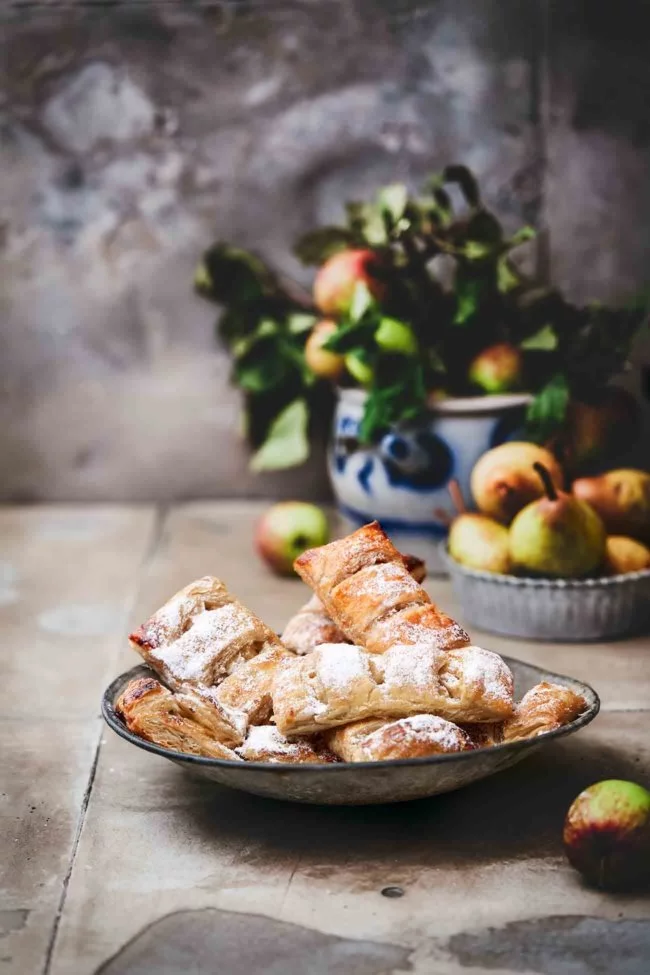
102,657 -> 599,806
441,545 -> 650,641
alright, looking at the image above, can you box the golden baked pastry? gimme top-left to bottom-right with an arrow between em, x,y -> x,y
129,576 -> 286,690
463,681 -> 587,747
501,681 -> 587,743
272,640 -> 514,737
235,725 -> 338,764
294,522 -> 470,653
326,714 -> 474,762
282,553 -> 427,655
118,537 -> 582,767
215,646 -> 293,725
281,593 -> 349,655
116,676 -> 243,759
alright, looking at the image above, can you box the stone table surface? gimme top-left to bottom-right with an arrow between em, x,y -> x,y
1,502 -> 649,975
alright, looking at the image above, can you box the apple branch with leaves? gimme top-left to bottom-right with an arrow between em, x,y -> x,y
195,165 -> 648,471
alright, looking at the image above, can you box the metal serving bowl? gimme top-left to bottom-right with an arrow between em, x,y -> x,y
441,547 -> 650,642
102,658 -> 599,806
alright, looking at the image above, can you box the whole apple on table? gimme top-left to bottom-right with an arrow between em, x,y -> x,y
564,779 -> 650,890
256,502 -> 330,576
448,441 -> 650,579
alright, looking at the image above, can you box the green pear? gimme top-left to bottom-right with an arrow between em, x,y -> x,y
573,469 -> 650,544
448,513 -> 512,574
509,463 -> 606,578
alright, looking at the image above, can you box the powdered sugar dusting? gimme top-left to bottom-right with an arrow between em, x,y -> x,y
363,714 -> 470,755
378,643 -> 442,693
238,724 -> 298,756
151,603 -> 260,683
236,724 -> 334,763
282,605 -> 348,654
452,645 -> 514,707
350,562 -> 423,603
316,643 -> 372,692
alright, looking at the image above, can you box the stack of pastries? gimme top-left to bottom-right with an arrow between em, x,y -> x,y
117,522 -> 587,764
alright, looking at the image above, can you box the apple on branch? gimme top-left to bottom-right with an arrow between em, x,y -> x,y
314,249 -> 386,317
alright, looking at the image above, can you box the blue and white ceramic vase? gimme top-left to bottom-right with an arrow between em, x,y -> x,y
329,388 -> 532,574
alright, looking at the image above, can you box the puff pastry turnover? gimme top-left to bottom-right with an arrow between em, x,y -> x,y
463,681 -> 587,747
272,640 -> 514,737
129,576 -> 287,690
294,522 -> 470,654
326,714 -> 474,762
282,554 -> 427,655
215,646 -> 292,725
116,676 -> 243,759
235,725 -> 338,764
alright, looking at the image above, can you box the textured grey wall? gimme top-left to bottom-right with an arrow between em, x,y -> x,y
0,1 -> 648,501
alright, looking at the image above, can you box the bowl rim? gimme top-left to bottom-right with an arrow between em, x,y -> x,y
102,657 -> 600,773
440,543 -> 650,588
337,387 -> 533,415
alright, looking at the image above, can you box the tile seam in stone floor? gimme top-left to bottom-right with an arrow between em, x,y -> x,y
41,507 -> 166,975
41,718 -> 103,975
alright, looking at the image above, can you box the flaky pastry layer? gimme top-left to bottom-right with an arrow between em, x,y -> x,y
272,641 -> 513,737
129,576 -> 287,690
116,676 -> 243,759
326,714 -> 474,762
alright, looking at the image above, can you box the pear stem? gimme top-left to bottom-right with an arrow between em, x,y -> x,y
533,462 -> 558,501
448,479 -> 467,515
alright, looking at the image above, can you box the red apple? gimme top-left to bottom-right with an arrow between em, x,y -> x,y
304,320 -> 345,380
313,249 -> 386,317
255,502 -> 329,576
563,779 -> 650,890
468,343 -> 524,394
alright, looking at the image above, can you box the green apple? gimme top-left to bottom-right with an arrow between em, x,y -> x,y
563,779 -> 650,889
255,502 -> 329,576
375,317 -> 417,355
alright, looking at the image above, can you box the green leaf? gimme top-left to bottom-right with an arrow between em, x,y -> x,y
293,227 -> 355,266
521,324 -> 558,351
453,275 -> 484,325
345,201 -> 387,246
323,318 -> 377,354
441,165 -> 481,208
250,399 -> 310,471
193,261 -> 213,295
287,313 -> 317,335
217,306 -> 261,347
525,373 -> 570,443
350,281 -> 374,322
497,256 -> 522,294
509,225 -> 536,247
378,183 -> 408,224
200,244 -> 277,304
233,336 -> 290,393
359,357 -> 427,443
462,240 -> 494,261
465,210 -> 503,245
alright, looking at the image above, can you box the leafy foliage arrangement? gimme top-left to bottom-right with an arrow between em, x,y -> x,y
195,165 -> 646,471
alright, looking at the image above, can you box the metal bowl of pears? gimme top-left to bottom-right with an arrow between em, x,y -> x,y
443,445 -> 650,641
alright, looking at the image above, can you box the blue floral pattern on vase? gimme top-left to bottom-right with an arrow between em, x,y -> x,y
328,390 -> 530,573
